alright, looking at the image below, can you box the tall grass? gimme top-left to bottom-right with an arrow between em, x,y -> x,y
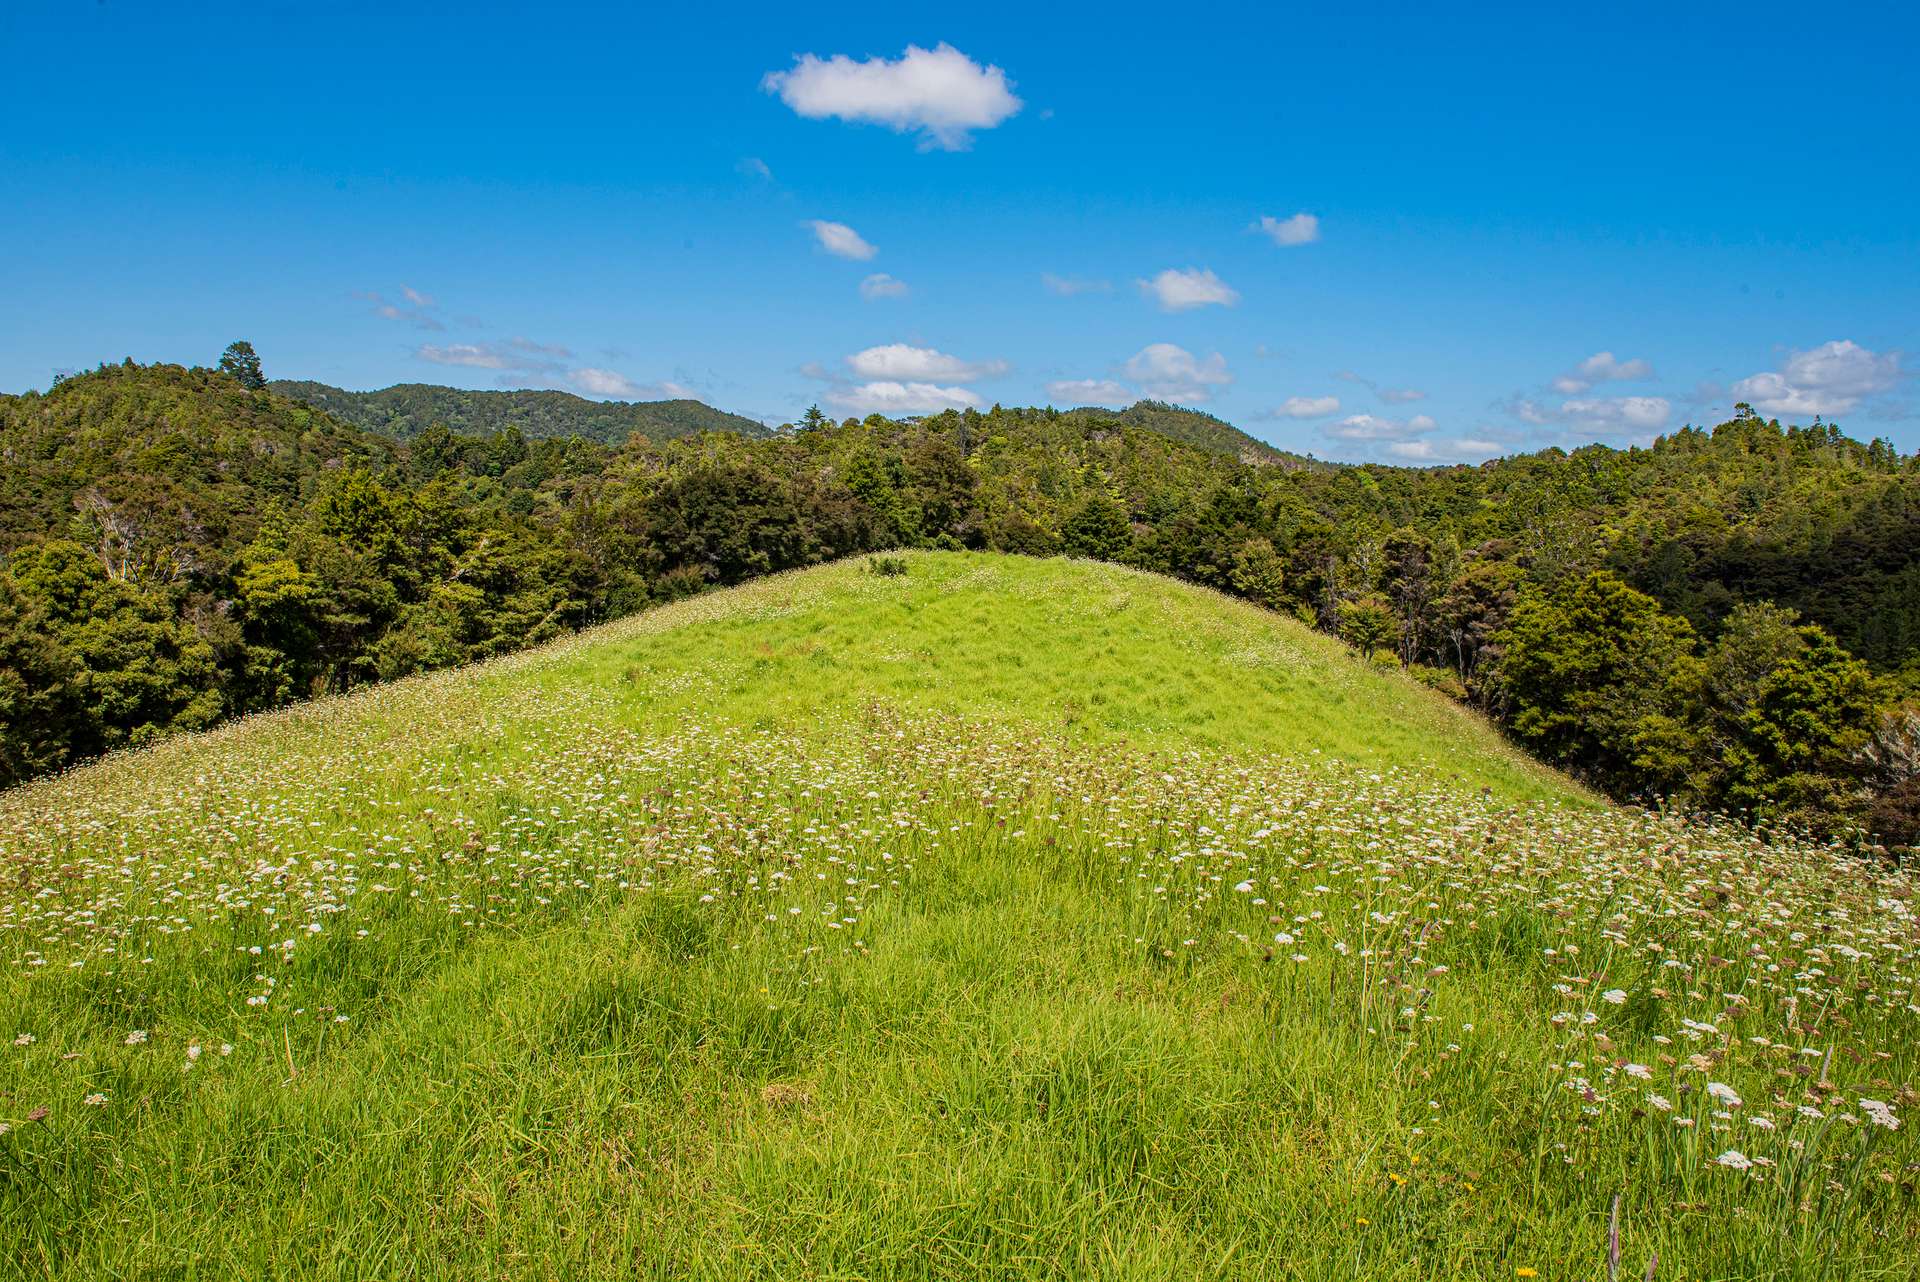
0,554 -> 1911,1278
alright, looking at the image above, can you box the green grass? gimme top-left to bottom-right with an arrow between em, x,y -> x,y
1,553 -> 1913,1279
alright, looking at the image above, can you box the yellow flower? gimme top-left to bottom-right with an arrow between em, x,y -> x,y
1517,1269 -> 1539,1278
1355,1217 -> 1369,1226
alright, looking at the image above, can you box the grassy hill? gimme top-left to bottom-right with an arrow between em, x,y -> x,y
1,554 -> 1914,1278
271,380 -> 771,445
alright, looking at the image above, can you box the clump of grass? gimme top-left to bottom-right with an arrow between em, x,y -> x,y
866,553 -> 910,577
0,554 -> 1911,1279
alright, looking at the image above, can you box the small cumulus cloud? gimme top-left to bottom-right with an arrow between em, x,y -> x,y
1254,212 -> 1319,247
859,273 -> 909,301
1137,267 -> 1239,312
1553,350 -> 1653,394
1325,412 -> 1438,443
1274,395 -> 1340,419
1123,343 -> 1232,402
1559,396 -> 1672,433
845,344 -> 1005,381
1731,340 -> 1900,418
737,156 -> 774,180
762,43 -> 1022,151
806,219 -> 877,260
1046,378 -> 1134,407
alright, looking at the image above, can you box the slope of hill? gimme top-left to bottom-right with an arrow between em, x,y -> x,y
271,379 -> 771,444
1060,399 -> 1318,467
2,554 -> 1914,1279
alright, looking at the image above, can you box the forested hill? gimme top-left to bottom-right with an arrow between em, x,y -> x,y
270,379 -> 770,444
1055,400 -> 1320,468
1,357 -> 1916,848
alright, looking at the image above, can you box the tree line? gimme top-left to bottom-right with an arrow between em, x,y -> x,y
2,349 -> 1915,850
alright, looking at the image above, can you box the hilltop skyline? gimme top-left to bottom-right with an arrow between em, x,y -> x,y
2,1 -> 1915,460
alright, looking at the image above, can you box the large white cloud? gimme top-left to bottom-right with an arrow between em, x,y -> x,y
845,344 -> 1006,381
1276,395 -> 1340,419
1255,212 -> 1320,247
762,43 -> 1022,151
806,219 -> 877,260
1553,351 -> 1654,394
1046,378 -> 1134,407
1123,343 -> 1232,402
1731,340 -> 1900,417
826,380 -> 982,414
1136,267 -> 1239,312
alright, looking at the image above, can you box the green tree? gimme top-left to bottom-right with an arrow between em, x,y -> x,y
217,340 -> 265,390
1338,597 -> 1397,661
1060,490 -> 1131,561
1491,572 -> 1703,796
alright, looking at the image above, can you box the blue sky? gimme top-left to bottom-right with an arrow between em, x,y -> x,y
2,1 -> 1916,461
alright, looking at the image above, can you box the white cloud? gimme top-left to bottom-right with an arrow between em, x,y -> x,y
1123,343 -> 1232,402
737,156 -> 773,180
416,343 -> 512,370
859,273 -> 909,301
1335,370 -> 1425,403
1276,395 -> 1340,419
762,43 -> 1022,151
569,367 -> 644,398
826,381 -> 982,414
1326,412 -> 1438,442
845,344 -> 1006,381
1559,396 -> 1672,432
1042,273 -> 1112,296
1553,350 -> 1654,394
1731,340 -> 1900,417
1255,212 -> 1320,247
1137,267 -> 1239,312
401,285 -> 434,307
1046,378 -> 1133,407
806,219 -> 877,260
567,369 -> 697,400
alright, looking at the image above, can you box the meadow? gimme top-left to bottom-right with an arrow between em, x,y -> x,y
1,553 -> 1914,1279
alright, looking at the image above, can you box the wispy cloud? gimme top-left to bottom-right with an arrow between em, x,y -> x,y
736,156 -> 773,180
1045,378 -> 1134,407
1552,350 -> 1653,394
1136,267 -> 1239,312
859,273 -> 909,301
1335,369 -> 1426,404
360,287 -> 444,331
806,219 -> 877,260
762,43 -> 1022,151
1041,273 -> 1112,296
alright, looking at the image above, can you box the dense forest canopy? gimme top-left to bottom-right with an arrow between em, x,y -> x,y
3,354 -> 1916,848
271,379 -> 770,445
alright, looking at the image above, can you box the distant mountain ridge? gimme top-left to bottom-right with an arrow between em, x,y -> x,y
271,380 -> 771,445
